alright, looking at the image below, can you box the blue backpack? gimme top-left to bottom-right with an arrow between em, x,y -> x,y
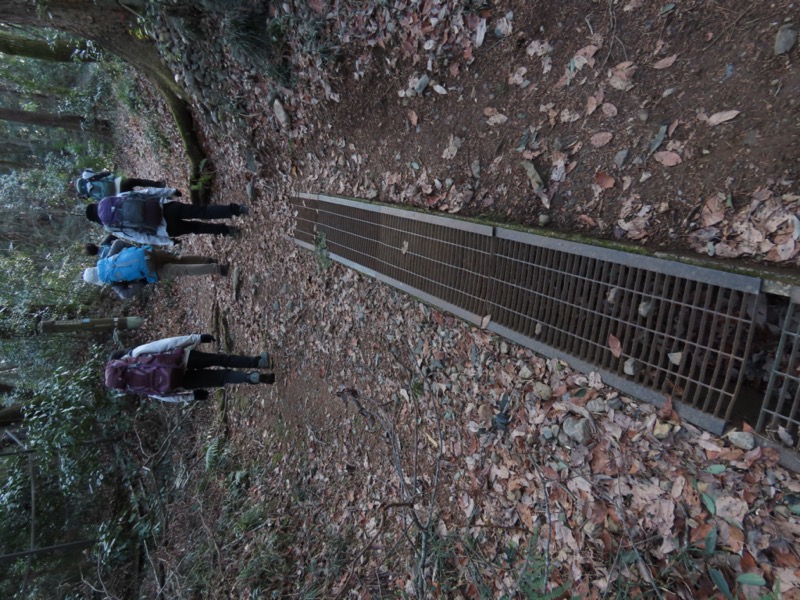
97,246 -> 158,284
76,175 -> 117,200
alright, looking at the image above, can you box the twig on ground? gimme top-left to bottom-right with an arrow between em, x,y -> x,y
195,498 -> 223,568
333,515 -> 389,600
600,0 -> 619,71
706,3 -> 757,47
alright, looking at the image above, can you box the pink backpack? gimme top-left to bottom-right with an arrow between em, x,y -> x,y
104,348 -> 185,395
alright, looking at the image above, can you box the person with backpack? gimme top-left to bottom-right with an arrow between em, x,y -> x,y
84,187 -> 247,246
82,239 -> 227,299
76,168 -> 165,201
104,333 -> 275,402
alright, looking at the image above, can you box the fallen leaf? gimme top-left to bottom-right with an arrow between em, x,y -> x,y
578,214 -> 597,227
484,107 -> 509,126
707,110 -> 740,126
654,151 -> 682,166
608,61 -> 637,91
550,158 -> 566,183
668,352 -> 682,366
433,84 -> 447,95
559,108 -> 581,123
586,95 -> 598,115
595,172 -> 615,189
442,135 -> 463,160
408,110 -> 418,127
508,66 -> 529,86
668,119 -> 681,137
701,193 -> 726,227
475,18 -> 487,48
601,103 -> 618,117
778,425 -> 796,447
653,54 -> 678,69
480,314 -> 492,329
716,496 -> 748,525
526,39 -> 552,57
590,132 -> 613,147
519,160 -> 544,191
608,333 -> 622,357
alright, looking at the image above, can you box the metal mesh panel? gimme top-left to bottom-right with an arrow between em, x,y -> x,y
488,235 -> 757,423
758,302 -> 800,452
292,196 -> 319,248
290,193 -> 761,434
312,199 -> 494,318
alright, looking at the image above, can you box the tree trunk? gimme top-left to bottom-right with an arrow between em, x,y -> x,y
0,1 -> 206,181
0,1 -> 183,98
0,30 -> 95,62
0,403 -> 23,426
0,106 -> 110,135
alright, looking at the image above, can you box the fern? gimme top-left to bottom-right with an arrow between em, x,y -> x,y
205,437 -> 221,471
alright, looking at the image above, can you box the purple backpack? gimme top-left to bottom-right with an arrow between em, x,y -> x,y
104,348 -> 185,395
97,193 -> 163,232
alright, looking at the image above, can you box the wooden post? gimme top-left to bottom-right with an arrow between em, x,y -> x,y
40,317 -> 143,334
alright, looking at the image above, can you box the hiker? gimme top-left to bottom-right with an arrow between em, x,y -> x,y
104,333 -> 275,402
82,239 -> 227,299
76,168 -> 165,201
84,187 -> 247,247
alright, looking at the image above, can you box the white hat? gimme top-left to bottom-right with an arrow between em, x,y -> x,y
82,268 -> 102,285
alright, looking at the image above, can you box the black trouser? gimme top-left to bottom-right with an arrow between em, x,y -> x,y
162,202 -> 237,237
180,351 -> 261,388
120,177 -> 163,192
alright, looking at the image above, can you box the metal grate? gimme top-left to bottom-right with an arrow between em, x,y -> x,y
291,193 -> 762,435
758,299 -> 800,452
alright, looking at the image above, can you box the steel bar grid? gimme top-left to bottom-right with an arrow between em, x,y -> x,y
290,193 -> 763,434
487,236 -> 758,424
757,301 -> 800,452
312,200 -> 494,319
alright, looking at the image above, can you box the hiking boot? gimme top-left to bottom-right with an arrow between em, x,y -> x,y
218,264 -> 230,276
259,373 -> 276,385
257,351 -> 272,369
155,180 -> 166,188
224,225 -> 241,238
232,204 -> 249,216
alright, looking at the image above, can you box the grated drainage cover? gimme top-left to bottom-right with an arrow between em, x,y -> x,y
758,295 -> 800,453
291,193 -> 763,436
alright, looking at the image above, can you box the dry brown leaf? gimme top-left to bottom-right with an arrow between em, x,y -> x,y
578,214 -> 597,227
408,110 -> 418,127
707,110 -> 740,126
594,172 -> 615,189
608,333 -> 622,357
654,151 -> 682,166
586,95 -> 598,116
590,131 -> 613,147
601,102 -> 618,117
701,194 -> 725,227
653,54 -> 677,69
608,61 -> 637,91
